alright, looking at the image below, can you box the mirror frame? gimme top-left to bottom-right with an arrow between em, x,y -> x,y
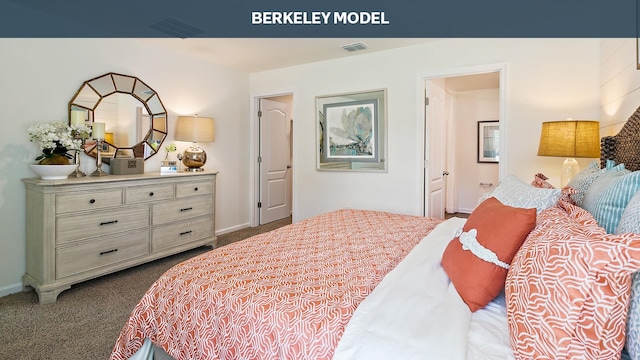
68,72 -> 168,160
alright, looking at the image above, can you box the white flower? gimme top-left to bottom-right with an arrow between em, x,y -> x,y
28,121 -> 83,154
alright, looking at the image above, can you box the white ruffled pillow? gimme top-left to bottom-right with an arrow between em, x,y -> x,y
478,174 -> 562,213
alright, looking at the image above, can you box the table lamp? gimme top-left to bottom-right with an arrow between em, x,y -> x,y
175,115 -> 215,172
537,120 -> 600,187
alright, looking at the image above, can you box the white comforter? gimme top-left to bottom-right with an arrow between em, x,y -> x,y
333,217 -> 515,360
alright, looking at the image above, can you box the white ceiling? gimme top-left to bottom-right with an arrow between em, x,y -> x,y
140,38 -> 499,91
140,38 -> 438,73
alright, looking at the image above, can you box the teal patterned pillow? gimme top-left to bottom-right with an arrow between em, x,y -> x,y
567,161 -> 606,206
582,170 -> 640,233
618,191 -> 640,360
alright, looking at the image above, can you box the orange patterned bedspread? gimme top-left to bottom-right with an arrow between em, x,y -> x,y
110,209 -> 443,360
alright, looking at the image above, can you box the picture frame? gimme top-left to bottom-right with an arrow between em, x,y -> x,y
477,120 -> 500,163
316,89 -> 387,172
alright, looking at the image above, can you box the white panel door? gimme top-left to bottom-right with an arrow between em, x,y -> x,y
425,80 -> 447,219
259,98 -> 292,224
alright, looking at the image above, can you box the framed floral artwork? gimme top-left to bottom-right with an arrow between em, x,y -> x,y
316,89 -> 387,172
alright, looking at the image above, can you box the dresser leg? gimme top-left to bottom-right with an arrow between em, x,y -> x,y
36,286 -> 70,305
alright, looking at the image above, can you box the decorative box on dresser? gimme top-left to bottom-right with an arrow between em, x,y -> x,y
22,171 -> 217,304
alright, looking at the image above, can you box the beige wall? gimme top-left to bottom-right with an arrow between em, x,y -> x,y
0,39 -> 251,296
599,38 -> 640,135
250,38 -> 601,221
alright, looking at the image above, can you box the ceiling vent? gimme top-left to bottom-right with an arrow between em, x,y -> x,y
149,18 -> 205,38
340,42 -> 368,52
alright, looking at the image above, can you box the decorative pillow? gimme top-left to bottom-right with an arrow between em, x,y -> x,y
479,174 -> 561,213
506,200 -> 640,359
617,190 -> 640,234
566,161 -> 607,206
616,191 -> 640,359
441,197 -> 536,312
582,170 -> 640,233
531,173 -> 555,189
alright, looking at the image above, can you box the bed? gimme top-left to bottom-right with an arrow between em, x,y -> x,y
111,109 -> 640,360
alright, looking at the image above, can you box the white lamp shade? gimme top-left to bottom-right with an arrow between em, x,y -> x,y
175,116 -> 215,143
92,122 -> 105,140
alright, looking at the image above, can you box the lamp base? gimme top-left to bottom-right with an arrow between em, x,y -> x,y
561,157 -> 579,188
181,144 -> 207,172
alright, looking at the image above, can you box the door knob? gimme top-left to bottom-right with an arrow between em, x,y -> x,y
286,165 -> 292,169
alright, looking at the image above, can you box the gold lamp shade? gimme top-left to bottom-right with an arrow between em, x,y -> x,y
175,116 -> 215,172
537,120 -> 600,158
537,120 -> 600,187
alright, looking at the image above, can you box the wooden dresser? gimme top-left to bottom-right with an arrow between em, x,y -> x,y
22,171 -> 217,304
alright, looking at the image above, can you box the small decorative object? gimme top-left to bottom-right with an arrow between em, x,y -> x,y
90,122 -> 108,177
175,115 -> 215,172
160,160 -> 178,174
110,158 -> 144,175
69,118 -> 91,178
176,153 -> 183,172
164,143 -> 177,161
27,121 -> 83,168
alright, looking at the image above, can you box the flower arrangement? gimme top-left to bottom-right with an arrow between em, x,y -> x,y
28,121 -> 88,164
164,143 -> 177,160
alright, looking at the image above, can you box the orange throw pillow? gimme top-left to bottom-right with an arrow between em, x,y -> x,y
441,197 -> 536,312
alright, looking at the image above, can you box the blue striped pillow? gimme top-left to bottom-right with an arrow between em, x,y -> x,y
582,170 -> 640,233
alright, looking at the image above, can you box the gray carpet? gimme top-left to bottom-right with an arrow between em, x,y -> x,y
0,217 -> 291,360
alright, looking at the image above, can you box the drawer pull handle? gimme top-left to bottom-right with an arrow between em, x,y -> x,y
180,230 -> 193,236
194,187 -> 198,191
100,220 -> 119,226
89,199 -> 96,204
180,207 -> 193,212
149,192 -> 154,196
99,249 -> 118,256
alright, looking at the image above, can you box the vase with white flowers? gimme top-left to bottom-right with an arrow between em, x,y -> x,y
27,121 -> 88,179
28,121 -> 88,164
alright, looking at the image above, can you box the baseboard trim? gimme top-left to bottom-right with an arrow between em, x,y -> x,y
0,282 -> 24,298
457,208 -> 474,214
216,223 -> 250,236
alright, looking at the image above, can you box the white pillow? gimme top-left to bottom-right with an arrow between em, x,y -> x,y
479,174 -> 561,213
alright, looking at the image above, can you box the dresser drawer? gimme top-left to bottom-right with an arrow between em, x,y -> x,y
56,205 -> 149,245
152,196 -> 213,225
152,216 -> 214,252
57,189 -> 123,214
56,229 -> 149,279
126,183 -> 174,204
176,180 -> 213,198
